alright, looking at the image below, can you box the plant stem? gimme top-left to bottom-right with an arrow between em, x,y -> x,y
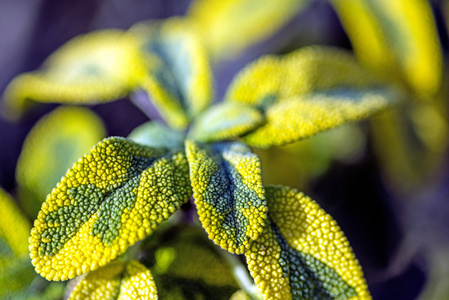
130,91 -> 166,124
217,247 -> 262,300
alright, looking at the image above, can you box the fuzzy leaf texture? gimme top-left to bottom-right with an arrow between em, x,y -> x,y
188,0 -> 312,60
226,46 -> 397,148
29,137 -> 192,280
3,30 -> 146,120
330,0 -> 442,97
185,140 -> 267,254
68,260 -> 157,300
16,106 -> 105,218
148,225 -> 239,299
130,18 -> 213,129
189,101 -> 264,142
245,186 -> 371,300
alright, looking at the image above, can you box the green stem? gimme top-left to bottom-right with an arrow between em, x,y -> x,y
217,248 -> 262,300
130,91 -> 166,124
123,240 -> 142,263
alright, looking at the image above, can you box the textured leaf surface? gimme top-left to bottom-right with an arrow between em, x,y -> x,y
148,225 -> 239,300
189,102 -> 264,142
128,121 -> 184,151
245,186 -> 370,300
131,18 -> 213,128
225,46 -> 396,148
16,106 -> 105,218
188,0 -> 311,60
185,140 -> 267,254
331,0 -> 442,97
242,90 -> 392,148
30,137 -> 192,280
3,30 -> 145,120
68,260 -> 157,300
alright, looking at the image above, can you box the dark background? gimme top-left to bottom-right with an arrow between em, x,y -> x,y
1,0 -> 449,299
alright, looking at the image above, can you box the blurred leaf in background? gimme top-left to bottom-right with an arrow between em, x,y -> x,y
16,106 -> 105,219
330,0 -> 449,195
188,0 -> 312,61
2,30 -> 146,120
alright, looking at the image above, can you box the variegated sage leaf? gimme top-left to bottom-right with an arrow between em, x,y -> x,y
185,140 -> 266,254
30,137 -> 192,280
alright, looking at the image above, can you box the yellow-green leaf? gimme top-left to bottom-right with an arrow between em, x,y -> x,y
130,18 -> 213,129
188,0 -> 311,61
245,185 -> 370,300
149,225 -> 239,299
16,106 -> 105,218
68,260 -> 157,300
330,0 -> 442,97
185,140 -> 267,254
225,46 -> 396,148
0,188 -> 36,299
30,137 -> 192,281
0,187 -> 30,256
242,89 -> 393,148
189,101 -> 264,143
128,121 -> 184,151
3,30 -> 146,120
0,256 -> 36,300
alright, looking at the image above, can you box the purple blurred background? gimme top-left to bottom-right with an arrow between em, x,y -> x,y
2,1 -> 449,299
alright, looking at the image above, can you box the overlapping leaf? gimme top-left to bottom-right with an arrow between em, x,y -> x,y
147,225 -> 239,300
188,0 -> 312,60
331,0 -> 442,97
245,186 -> 370,299
225,46 -> 397,148
130,18 -> 213,129
29,137 -> 192,281
128,121 -> 185,150
68,260 -> 157,300
189,102 -> 264,142
16,106 -> 105,218
3,30 -> 146,120
185,140 -> 267,254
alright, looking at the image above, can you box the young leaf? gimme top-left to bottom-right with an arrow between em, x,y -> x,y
226,46 -> 397,148
189,102 -> 264,143
245,186 -> 371,300
188,0 -> 312,60
128,121 -> 185,150
16,106 -> 105,218
130,18 -> 213,128
185,140 -> 267,254
3,30 -> 146,120
29,137 -> 192,281
68,260 -> 158,300
330,0 -> 442,97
